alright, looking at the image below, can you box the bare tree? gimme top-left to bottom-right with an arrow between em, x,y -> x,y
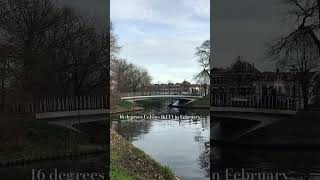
111,59 -> 151,94
195,40 -> 210,96
271,0 -> 320,53
194,70 -> 209,96
268,33 -> 318,106
0,0 -> 112,99
267,0 -> 320,106
0,0 -> 85,98
111,59 -> 134,93
54,26 -> 110,96
127,66 -> 151,92
110,22 -> 121,61
195,40 -> 210,76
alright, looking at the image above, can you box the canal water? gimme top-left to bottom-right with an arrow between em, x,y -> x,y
0,99 -> 210,180
0,154 -> 108,180
4,98 -> 320,180
211,146 -> 320,180
0,116 -> 109,180
211,116 -> 320,180
111,99 -> 210,180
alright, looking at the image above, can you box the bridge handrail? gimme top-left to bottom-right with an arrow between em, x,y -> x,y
211,93 -> 304,111
0,96 -> 108,113
121,91 -> 204,97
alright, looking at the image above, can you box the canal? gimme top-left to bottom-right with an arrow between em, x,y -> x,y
0,115 -> 109,180
111,99 -> 210,180
0,99 -> 210,180
211,116 -> 320,180
4,98 -> 320,180
0,154 -> 108,179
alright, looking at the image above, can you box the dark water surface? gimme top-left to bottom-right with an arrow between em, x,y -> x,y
0,115 -> 109,180
0,154 -> 108,180
112,99 -> 210,180
211,146 -> 320,180
112,119 -> 210,180
211,116 -> 320,180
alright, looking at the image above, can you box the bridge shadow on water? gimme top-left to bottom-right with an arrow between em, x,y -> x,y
210,144 -> 320,180
210,112 -> 320,180
0,111 -> 110,180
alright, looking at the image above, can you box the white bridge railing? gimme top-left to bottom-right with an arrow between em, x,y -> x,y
0,96 -> 108,113
122,91 -> 203,97
211,94 -> 304,111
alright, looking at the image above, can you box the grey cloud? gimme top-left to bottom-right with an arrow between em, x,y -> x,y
57,0 -> 107,31
213,0 -> 290,71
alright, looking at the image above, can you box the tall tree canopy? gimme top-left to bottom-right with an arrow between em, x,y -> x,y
0,0 -> 111,101
194,40 -> 210,96
267,0 -> 320,106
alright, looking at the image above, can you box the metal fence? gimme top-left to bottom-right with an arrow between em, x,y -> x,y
121,91 -> 204,97
0,96 -> 108,113
211,93 -> 304,111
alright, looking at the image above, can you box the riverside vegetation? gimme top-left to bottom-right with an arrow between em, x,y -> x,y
110,129 -> 177,180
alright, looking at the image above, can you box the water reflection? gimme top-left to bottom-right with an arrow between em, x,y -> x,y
210,116 -> 320,180
0,116 -> 109,180
111,120 -> 152,141
211,145 -> 320,179
0,154 -> 108,180
112,113 -> 210,180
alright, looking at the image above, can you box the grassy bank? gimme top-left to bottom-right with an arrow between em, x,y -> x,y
0,115 -> 103,163
111,100 -> 144,114
185,97 -> 209,108
110,129 -> 177,180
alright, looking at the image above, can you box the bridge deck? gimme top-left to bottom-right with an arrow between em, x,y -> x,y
36,109 -> 109,119
121,95 -> 203,100
211,106 -> 296,141
211,107 -> 297,115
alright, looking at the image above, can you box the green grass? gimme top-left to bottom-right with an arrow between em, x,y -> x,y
110,168 -> 134,180
130,147 -> 176,180
111,100 -> 137,113
118,100 -> 135,109
110,129 -> 176,180
110,145 -> 135,180
186,96 -> 209,108
111,155 -> 135,180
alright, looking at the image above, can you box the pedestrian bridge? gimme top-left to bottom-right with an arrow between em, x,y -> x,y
0,96 -> 109,119
211,94 -> 304,114
121,91 -> 204,106
211,107 -> 297,115
121,94 -> 203,101
211,94 -> 303,142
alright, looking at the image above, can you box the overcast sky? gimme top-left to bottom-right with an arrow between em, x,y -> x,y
111,0 -> 210,83
58,0 -> 107,31
60,0 -> 290,80
213,0 -> 290,71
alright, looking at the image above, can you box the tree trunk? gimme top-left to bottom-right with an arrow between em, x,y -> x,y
301,83 -> 309,110
318,0 -> 320,27
306,27 -> 320,55
0,60 -> 6,111
203,85 -> 207,96
23,42 -> 34,102
1,79 -> 4,112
